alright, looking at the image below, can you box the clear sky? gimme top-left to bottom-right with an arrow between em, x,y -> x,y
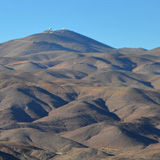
0,0 -> 160,50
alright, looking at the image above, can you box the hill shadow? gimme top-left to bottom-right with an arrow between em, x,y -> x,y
121,128 -> 158,146
84,98 -> 121,121
22,41 -> 79,55
0,151 -> 20,160
18,86 -> 68,108
120,72 -> 154,88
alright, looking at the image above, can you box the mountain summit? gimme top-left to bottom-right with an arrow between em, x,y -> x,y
0,29 -> 113,57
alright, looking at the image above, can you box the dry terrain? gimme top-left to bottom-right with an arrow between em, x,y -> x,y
0,29 -> 159,159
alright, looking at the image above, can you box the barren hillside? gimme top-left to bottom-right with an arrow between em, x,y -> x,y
0,29 -> 159,160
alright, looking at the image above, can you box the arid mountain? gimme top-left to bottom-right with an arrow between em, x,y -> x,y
0,29 -> 159,160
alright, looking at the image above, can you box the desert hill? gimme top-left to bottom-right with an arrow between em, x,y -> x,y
0,29 -> 159,160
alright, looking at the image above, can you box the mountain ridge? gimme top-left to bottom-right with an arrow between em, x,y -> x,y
0,29 -> 114,57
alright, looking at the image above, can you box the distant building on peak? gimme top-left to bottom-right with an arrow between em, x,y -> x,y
49,27 -> 53,33
43,27 -> 54,33
49,27 -> 53,31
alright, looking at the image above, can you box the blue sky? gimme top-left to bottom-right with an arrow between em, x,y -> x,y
0,0 -> 160,50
